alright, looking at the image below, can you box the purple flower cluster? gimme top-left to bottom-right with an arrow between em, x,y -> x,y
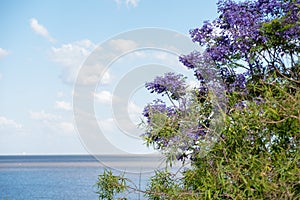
142,99 -> 166,118
179,51 -> 202,69
220,67 -> 235,83
142,0 -> 300,162
230,73 -> 247,92
179,51 -> 217,82
145,72 -> 187,100
193,0 -> 262,63
179,0 -> 300,96
186,0 -> 300,73
189,21 -> 214,45
219,67 -> 248,93
179,0 -> 300,95
142,99 -> 178,123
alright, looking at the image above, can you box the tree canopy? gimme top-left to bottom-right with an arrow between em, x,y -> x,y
96,0 -> 300,199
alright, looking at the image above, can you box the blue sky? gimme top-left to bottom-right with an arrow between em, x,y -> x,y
0,0 -> 218,155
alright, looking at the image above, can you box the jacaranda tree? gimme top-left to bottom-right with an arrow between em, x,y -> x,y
96,0 -> 300,199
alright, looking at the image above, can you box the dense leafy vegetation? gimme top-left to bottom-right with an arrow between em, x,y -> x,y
96,0 -> 300,199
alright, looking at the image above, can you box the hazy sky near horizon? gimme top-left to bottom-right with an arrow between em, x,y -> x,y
0,0 -> 218,155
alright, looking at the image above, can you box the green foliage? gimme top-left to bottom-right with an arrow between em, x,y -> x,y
95,169 -> 128,200
183,83 -> 300,199
145,170 -> 181,200
140,83 -> 300,200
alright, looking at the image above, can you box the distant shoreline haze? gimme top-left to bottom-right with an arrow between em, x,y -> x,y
0,154 -> 168,169
0,155 -> 156,199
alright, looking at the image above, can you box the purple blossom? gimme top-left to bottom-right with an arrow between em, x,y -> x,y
179,51 -> 218,82
145,72 -> 187,100
179,51 -> 202,69
142,99 -> 178,123
234,100 -> 248,110
253,97 -> 265,106
185,0 -> 300,79
142,0 -> 300,162
228,73 -> 247,93
189,21 -> 214,45
220,67 -> 248,93
142,99 -> 166,118
194,69 -> 205,82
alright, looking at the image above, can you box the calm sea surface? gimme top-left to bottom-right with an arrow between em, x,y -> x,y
0,155 -> 165,200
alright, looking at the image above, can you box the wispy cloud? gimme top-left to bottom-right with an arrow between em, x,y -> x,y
50,39 -> 103,85
0,48 -> 9,59
58,122 -> 75,133
51,37 -> 139,86
115,0 -> 140,8
51,40 -> 95,66
55,101 -> 72,111
109,39 -> 138,52
126,0 -> 139,7
0,116 -> 22,129
29,110 -> 74,134
128,101 -> 143,124
29,110 -> 61,121
30,18 -> 56,43
94,91 -> 113,104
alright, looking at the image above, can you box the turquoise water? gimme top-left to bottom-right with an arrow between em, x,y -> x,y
0,155 -> 162,200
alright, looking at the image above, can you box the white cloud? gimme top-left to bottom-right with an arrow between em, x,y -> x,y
75,65 -> 111,86
51,38 -> 140,86
126,0 -> 139,7
51,38 -> 139,86
51,40 -> 95,66
128,101 -> 143,124
30,18 -> 55,43
115,0 -> 140,7
109,39 -> 138,53
30,18 -> 48,36
29,110 -> 61,121
98,118 -> 114,131
0,73 -> 2,80
51,40 -> 102,84
100,70 -> 111,84
94,91 -> 113,104
0,48 -> 9,59
128,101 -> 142,116
29,110 -> 75,134
58,122 -> 75,133
55,101 -> 72,111
0,116 -> 22,129
115,0 -> 122,6
153,51 -> 179,66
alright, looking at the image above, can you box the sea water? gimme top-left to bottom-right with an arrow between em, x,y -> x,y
0,155 -> 166,200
